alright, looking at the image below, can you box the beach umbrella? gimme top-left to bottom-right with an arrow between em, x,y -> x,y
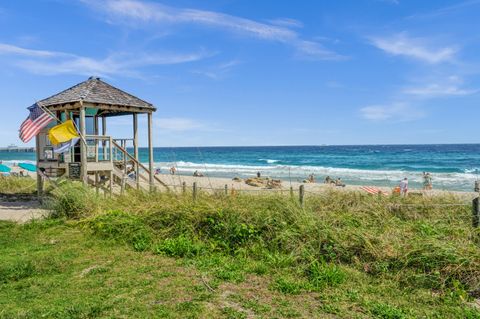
18,163 -> 36,172
0,164 -> 11,173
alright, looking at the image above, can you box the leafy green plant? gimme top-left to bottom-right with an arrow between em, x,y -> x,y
85,210 -> 152,251
153,235 -> 204,257
306,260 -> 346,290
367,301 -> 408,319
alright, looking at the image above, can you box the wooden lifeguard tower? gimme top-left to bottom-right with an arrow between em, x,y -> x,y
35,76 -> 167,195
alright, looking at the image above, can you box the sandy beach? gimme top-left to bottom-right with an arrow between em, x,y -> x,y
153,172 -> 477,200
5,164 -> 476,200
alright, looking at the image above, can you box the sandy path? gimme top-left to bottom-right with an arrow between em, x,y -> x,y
0,201 -> 47,223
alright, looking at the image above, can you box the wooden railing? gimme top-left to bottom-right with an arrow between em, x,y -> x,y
112,140 -> 168,190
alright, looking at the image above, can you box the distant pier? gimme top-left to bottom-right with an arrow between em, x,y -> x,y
0,145 -> 35,152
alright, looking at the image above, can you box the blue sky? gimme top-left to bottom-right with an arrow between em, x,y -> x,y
0,0 -> 479,146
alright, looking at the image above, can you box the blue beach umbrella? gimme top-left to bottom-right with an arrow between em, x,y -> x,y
0,164 -> 11,173
18,163 -> 36,172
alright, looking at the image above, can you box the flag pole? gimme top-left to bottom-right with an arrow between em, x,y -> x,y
37,102 -> 88,146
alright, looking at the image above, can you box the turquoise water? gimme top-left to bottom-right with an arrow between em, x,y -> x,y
2,144 -> 479,191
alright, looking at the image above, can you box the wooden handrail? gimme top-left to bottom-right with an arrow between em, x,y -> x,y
112,140 -> 169,190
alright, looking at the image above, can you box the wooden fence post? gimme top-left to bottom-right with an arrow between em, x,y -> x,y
290,186 -> 293,199
182,181 -> 186,194
193,182 -> 197,202
473,197 -> 480,228
224,184 -> 228,195
299,185 -> 305,207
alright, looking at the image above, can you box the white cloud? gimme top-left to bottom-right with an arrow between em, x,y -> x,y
370,32 -> 457,64
192,59 -> 241,80
0,43 -> 66,58
403,76 -> 478,97
82,0 -> 343,60
268,18 -> 304,28
0,43 -> 212,77
360,102 -> 424,121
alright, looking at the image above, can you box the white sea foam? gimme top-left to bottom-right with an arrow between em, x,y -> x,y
259,159 -> 280,164
0,160 -> 36,166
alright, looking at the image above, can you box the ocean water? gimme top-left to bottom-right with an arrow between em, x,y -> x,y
2,144 -> 480,191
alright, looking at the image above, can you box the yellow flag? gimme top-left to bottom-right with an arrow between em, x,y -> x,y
48,120 -> 80,145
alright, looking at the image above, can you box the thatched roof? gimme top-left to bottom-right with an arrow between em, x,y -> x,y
37,77 -> 156,113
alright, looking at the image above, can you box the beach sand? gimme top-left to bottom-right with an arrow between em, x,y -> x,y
6,165 -> 477,200
154,173 -> 477,200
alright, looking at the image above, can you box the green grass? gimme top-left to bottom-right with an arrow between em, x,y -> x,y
0,176 -> 37,194
1,182 -> 480,318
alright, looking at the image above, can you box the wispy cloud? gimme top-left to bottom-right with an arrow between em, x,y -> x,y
407,0 -> 480,20
0,43 -> 66,58
82,0 -> 343,60
360,102 -> 424,121
0,43 -> 212,77
370,32 -> 457,64
268,18 -> 304,28
192,59 -> 241,80
403,76 -> 478,97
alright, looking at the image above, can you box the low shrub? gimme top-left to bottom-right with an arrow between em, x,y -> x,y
153,235 -> 204,257
306,260 -> 346,290
49,181 -> 99,218
85,210 -> 152,251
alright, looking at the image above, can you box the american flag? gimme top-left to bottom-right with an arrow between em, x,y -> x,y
19,104 -> 55,143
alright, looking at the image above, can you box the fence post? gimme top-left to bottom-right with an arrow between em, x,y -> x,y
290,186 -> 293,199
182,181 -> 186,194
473,197 -> 480,228
193,182 -> 197,202
224,184 -> 228,195
299,185 -> 305,207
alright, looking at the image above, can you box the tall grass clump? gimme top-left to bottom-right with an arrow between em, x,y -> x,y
0,176 -> 37,194
48,181 -> 100,219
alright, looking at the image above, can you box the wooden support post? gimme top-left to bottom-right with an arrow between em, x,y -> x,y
122,139 -> 127,176
193,182 -> 197,202
473,197 -> 480,228
35,135 -> 43,202
224,184 -> 228,195
95,172 -> 99,195
182,181 -> 186,194
109,170 -> 113,197
102,116 -> 107,160
290,186 -> 294,199
79,103 -> 87,185
299,185 -> 305,207
133,114 -> 139,190
120,174 -> 126,195
147,113 -> 154,192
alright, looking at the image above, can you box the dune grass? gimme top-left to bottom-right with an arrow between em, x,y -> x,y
1,181 -> 480,318
0,176 -> 37,194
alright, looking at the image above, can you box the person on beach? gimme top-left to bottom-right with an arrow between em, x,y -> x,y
423,172 -> 432,190
399,178 -> 408,196
335,178 -> 345,187
324,176 -> 332,184
155,168 -> 161,175
257,171 -> 261,178
170,166 -> 176,175
193,170 -> 204,177
308,174 -> 315,183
